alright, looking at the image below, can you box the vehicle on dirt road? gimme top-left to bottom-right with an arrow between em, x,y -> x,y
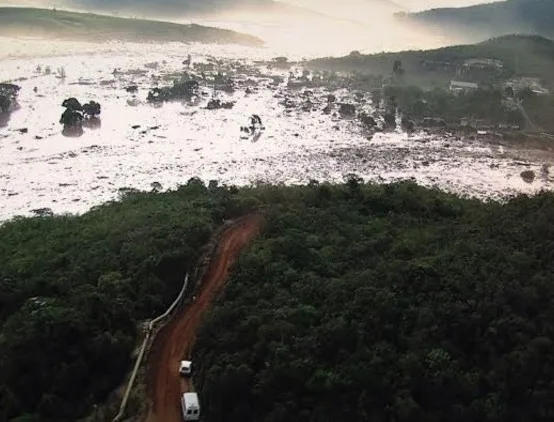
179,360 -> 192,376
181,392 -> 200,421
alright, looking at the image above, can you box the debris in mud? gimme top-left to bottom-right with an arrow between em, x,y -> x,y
31,208 -> 53,216
147,80 -> 199,103
521,170 -> 536,183
2,47 -> 553,221
339,103 -> 356,117
359,113 -> 377,129
206,99 -> 235,110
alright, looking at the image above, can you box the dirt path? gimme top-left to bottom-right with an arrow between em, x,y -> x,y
145,215 -> 262,422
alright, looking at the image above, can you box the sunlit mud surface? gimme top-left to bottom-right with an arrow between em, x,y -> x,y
1,41 -> 553,221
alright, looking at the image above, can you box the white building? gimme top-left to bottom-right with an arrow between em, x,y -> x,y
450,80 -> 479,92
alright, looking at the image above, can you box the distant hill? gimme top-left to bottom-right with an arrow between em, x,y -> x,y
308,35 -> 554,88
0,7 -> 264,46
397,0 -> 554,42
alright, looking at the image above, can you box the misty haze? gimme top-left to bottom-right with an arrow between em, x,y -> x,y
2,2 -> 554,422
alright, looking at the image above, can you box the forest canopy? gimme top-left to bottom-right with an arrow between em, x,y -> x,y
2,179 -> 554,421
0,179 -> 252,422
193,180 -> 554,422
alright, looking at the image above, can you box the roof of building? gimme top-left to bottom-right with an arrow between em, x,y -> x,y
464,58 -> 504,68
450,80 -> 479,89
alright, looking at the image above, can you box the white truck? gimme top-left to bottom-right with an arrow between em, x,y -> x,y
181,392 -> 200,421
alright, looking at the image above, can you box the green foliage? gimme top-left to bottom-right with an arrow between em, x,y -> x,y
0,180 -> 255,422
194,181 -> 554,422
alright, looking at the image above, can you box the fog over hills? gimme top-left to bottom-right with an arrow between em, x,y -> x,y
400,0 -> 554,42
0,0 -> 500,19
0,0 -> 519,56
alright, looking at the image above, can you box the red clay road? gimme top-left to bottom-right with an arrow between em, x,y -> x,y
146,215 -> 262,422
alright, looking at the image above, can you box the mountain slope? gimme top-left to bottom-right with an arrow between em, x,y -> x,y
309,35 -> 554,87
0,7 -> 264,46
398,0 -> 554,42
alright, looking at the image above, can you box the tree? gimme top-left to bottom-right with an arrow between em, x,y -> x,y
393,59 -> 405,79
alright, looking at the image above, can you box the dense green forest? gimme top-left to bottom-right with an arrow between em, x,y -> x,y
0,7 -> 263,46
194,180 -> 554,422
4,179 -> 554,422
0,179 -> 253,422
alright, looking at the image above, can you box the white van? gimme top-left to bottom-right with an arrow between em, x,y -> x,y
181,392 -> 200,421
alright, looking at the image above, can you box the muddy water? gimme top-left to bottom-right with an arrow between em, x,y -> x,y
0,41 -> 552,221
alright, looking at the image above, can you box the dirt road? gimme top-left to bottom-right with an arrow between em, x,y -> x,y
146,215 -> 262,422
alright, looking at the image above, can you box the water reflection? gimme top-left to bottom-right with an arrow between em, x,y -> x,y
0,111 -> 10,128
62,124 -> 84,138
83,117 -> 102,130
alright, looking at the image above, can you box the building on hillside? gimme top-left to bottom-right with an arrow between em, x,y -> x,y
450,80 -> 479,92
463,58 -> 504,71
420,60 -> 456,72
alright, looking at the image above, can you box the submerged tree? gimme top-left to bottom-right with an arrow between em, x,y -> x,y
82,101 -> 101,118
393,59 -> 405,80
59,98 -> 101,137
0,83 -> 21,114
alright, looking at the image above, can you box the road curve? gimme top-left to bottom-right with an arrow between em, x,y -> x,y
145,214 -> 262,422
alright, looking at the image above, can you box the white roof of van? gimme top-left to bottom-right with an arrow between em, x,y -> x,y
183,393 -> 199,408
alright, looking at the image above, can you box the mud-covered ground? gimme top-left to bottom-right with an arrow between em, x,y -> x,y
0,41 -> 552,221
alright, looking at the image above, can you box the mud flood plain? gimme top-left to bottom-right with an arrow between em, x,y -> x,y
0,42 -> 553,221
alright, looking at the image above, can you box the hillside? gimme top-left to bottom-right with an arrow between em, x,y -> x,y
398,0 -> 554,42
308,35 -> 554,88
0,7 -> 264,46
